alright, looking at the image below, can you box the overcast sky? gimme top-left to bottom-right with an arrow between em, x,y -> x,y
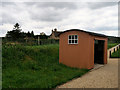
0,1 -> 118,37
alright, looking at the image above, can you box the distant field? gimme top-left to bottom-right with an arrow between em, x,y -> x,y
107,43 -> 119,49
111,49 -> 120,58
2,44 -> 89,88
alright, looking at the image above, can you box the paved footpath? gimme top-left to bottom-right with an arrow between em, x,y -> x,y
57,50 -> 118,88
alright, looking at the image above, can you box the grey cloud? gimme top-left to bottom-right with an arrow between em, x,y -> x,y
87,2 -> 117,9
2,13 -> 16,24
28,2 -> 117,22
25,2 -> 77,9
32,13 -> 66,22
28,2 -> 117,10
0,1 -> 118,37
2,2 -> 16,7
2,2 -> 117,23
30,8 -> 70,22
36,2 -> 77,9
1,2 -> 25,24
92,26 -> 118,31
28,2 -> 74,22
1,2 -> 75,23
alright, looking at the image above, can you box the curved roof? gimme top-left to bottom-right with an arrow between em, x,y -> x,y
58,29 -> 107,37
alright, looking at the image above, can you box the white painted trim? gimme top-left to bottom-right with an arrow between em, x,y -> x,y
68,35 -> 78,44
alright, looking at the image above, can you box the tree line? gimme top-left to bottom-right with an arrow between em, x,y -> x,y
6,23 -> 48,41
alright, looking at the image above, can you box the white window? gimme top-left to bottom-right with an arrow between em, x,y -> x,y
68,35 -> 78,44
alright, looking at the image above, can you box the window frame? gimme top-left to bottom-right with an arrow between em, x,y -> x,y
68,35 -> 78,44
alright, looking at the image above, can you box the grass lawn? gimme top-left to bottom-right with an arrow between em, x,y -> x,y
2,44 -> 89,88
107,43 -> 119,49
111,49 -> 120,58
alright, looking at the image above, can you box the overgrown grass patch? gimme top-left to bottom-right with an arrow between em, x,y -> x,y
2,44 -> 89,88
111,49 -> 120,58
107,43 -> 119,49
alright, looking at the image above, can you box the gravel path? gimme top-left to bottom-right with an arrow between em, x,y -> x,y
57,57 -> 118,88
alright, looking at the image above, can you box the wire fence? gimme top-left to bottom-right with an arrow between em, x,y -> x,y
2,38 -> 59,46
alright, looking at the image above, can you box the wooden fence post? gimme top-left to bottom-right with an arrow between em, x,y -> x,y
109,51 -> 111,58
38,36 -> 40,45
114,48 -> 115,52
117,47 -> 118,51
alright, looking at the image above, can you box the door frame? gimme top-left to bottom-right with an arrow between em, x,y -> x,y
94,39 -> 105,64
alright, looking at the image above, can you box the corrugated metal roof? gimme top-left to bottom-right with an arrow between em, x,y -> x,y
58,29 -> 108,37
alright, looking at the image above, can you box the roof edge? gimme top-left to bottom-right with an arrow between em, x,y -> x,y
58,29 -> 108,37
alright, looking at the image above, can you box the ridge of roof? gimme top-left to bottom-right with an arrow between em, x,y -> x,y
58,29 -> 108,37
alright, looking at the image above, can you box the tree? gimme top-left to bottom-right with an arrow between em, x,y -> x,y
6,23 -> 22,40
14,23 -> 21,30
31,31 -> 34,37
26,31 -> 31,37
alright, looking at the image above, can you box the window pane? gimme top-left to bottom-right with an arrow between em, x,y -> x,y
72,40 -> 74,43
68,35 -> 78,44
75,35 -> 78,39
75,40 -> 78,43
69,40 -> 71,44
72,35 -> 74,39
69,35 -> 71,39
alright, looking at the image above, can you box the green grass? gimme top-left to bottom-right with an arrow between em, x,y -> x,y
2,44 -> 89,88
111,49 -> 120,58
107,43 -> 119,49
